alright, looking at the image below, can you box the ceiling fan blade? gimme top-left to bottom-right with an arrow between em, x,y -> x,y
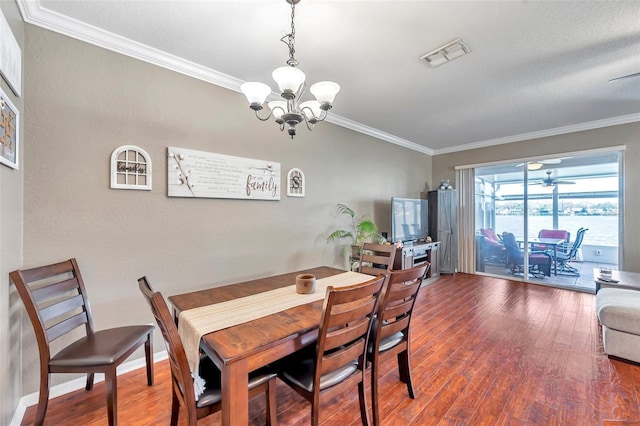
608,72 -> 640,83
553,180 -> 575,185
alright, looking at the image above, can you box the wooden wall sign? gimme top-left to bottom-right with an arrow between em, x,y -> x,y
167,147 -> 280,200
110,145 -> 152,190
0,9 -> 21,97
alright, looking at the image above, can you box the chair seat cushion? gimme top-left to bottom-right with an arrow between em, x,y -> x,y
196,355 -> 276,408
279,357 -> 357,393
50,325 -> 153,367
378,332 -> 405,353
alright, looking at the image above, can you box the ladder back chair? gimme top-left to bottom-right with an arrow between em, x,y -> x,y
369,264 -> 428,426
276,274 -> 386,426
10,258 -> 154,426
137,276 -> 277,426
358,242 -> 397,276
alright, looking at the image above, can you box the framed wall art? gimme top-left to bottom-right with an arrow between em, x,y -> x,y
0,87 -> 19,170
0,8 -> 21,97
110,145 -> 152,190
287,168 -> 305,197
167,147 -> 280,200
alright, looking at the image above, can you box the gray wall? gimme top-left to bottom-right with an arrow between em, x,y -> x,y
17,24 -> 432,394
432,123 -> 640,272
0,1 -> 24,424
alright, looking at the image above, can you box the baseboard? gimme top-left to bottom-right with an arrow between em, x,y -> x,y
9,350 -> 168,426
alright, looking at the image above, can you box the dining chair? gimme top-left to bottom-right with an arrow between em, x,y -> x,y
137,276 -> 277,426
276,274 -> 386,426
368,264 -> 428,426
10,258 -> 154,426
358,242 -> 397,276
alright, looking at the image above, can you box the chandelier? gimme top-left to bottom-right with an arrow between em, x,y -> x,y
240,0 -> 340,139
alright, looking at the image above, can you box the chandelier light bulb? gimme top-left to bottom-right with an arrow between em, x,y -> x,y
310,81 -> 340,107
240,82 -> 272,110
272,66 -> 306,98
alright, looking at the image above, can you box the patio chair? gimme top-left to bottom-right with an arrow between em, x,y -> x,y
502,232 -> 553,278
479,229 -> 505,265
553,228 -> 588,276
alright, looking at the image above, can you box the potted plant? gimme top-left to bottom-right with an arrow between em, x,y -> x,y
327,204 -> 381,258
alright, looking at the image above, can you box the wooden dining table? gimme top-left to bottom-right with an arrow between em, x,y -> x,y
168,266 -> 345,426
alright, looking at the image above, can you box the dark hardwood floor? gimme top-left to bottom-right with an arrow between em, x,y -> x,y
21,273 -> 640,425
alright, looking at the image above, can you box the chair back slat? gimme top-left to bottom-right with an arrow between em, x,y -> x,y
327,299 -> 378,327
380,316 -> 409,339
46,312 -> 89,342
382,298 -> 414,321
40,294 -> 86,323
31,277 -> 80,303
18,259 -> 75,283
324,318 -> 369,350
320,340 -> 364,375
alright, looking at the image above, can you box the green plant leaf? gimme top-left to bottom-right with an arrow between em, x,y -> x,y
327,229 -> 353,243
335,204 -> 355,218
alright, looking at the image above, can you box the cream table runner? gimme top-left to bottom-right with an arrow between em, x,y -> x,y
178,271 -> 375,386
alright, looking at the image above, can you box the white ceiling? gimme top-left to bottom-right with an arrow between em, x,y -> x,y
18,0 -> 640,154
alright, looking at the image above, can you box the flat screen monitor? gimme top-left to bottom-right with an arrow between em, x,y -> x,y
391,197 -> 428,243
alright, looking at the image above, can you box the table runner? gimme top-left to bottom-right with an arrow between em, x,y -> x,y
178,271 -> 375,392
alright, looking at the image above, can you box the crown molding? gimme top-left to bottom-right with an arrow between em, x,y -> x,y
434,113 -> 640,155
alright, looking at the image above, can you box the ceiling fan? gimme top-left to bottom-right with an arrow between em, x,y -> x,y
531,171 -> 576,187
516,158 -> 563,170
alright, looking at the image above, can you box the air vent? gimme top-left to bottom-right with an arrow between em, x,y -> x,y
420,39 -> 470,68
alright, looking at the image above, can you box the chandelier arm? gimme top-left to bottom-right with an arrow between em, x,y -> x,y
253,109 -> 274,122
301,114 -> 315,131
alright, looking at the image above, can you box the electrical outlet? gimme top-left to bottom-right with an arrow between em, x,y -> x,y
595,249 -> 602,256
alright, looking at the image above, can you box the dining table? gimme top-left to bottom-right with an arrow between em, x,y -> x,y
168,266 -> 371,426
518,237 -> 566,276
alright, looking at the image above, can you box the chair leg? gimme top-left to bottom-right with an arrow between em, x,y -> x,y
311,401 -> 320,426
358,379 -> 371,426
265,378 -> 277,426
371,356 -> 381,426
105,368 -> 118,426
145,332 -> 154,386
397,350 -> 416,399
170,389 -> 180,426
35,372 -> 50,426
86,372 -> 95,391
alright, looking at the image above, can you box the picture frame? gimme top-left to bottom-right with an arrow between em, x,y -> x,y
0,86 -> 19,170
110,145 -> 152,190
287,168 -> 305,197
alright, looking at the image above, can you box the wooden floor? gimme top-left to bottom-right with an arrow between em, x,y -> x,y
21,273 -> 640,425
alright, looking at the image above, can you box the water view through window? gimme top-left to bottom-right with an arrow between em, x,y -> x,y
474,150 -> 621,291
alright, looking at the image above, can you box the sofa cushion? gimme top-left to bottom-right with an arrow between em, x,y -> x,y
596,288 -> 640,335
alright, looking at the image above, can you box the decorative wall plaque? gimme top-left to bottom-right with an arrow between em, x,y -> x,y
0,87 -> 18,170
167,147 -> 280,200
0,9 -> 21,97
110,145 -> 152,190
287,168 -> 305,197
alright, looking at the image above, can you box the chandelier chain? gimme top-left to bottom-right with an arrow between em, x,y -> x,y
281,0 -> 298,67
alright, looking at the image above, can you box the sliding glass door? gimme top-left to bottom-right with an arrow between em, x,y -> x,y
472,150 -> 621,291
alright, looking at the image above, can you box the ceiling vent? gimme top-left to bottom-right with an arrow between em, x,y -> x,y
420,39 -> 470,68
